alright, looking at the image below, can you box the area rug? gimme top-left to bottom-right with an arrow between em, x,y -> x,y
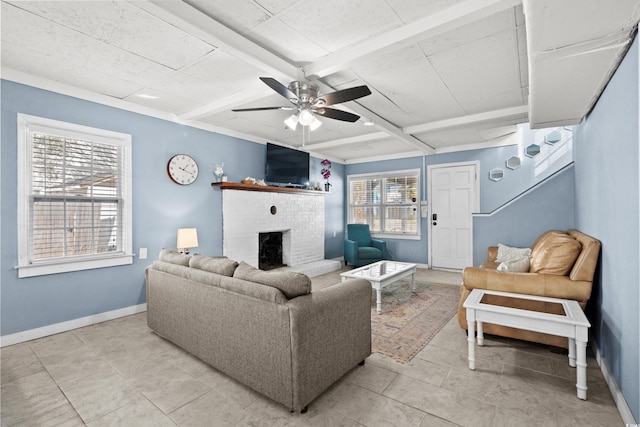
370,279 -> 460,363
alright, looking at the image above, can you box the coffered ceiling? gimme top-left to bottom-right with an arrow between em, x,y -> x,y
2,0 -> 639,163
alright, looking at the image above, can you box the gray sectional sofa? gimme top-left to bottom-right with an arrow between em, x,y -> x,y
145,250 -> 372,412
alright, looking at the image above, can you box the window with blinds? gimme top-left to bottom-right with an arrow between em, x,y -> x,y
348,169 -> 420,237
17,114 -> 133,278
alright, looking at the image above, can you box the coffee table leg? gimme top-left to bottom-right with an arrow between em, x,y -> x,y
411,271 -> 416,293
576,340 -> 588,400
376,289 -> 382,314
568,338 -> 576,367
477,321 -> 484,346
466,310 -> 476,370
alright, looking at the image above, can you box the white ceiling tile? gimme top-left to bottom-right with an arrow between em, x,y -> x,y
250,18 -> 329,64
6,1 -> 214,70
429,29 -> 522,113
254,0 -> 302,16
277,0 -> 402,52
2,41 -> 141,98
418,9 -> 516,56
385,0 -> 466,24
2,3 -> 173,90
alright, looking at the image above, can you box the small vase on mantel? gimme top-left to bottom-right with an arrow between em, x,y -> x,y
324,182 -> 331,192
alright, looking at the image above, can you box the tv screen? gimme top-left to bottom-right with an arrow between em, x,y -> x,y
265,143 -> 310,187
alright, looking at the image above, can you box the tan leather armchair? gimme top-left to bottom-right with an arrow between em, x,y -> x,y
458,230 -> 601,348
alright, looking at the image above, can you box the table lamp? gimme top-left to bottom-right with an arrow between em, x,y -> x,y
177,228 -> 198,254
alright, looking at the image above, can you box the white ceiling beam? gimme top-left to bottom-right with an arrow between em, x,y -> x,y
403,105 -> 528,134
303,0 -> 522,79
304,132 -> 389,150
179,87 -> 274,120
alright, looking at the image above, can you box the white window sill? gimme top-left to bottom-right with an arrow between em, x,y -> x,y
18,254 -> 133,278
372,234 -> 421,241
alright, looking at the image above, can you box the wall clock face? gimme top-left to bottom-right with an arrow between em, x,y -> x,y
167,154 -> 199,185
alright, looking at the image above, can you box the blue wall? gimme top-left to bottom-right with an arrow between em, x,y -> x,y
0,80 -> 344,336
345,126 -> 573,265
472,164 -> 575,265
574,37 -> 640,421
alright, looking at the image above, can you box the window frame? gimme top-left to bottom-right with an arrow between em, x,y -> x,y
347,168 -> 421,241
17,114 -> 133,278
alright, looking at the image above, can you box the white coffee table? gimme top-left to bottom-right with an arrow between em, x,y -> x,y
341,261 -> 417,314
463,288 -> 591,400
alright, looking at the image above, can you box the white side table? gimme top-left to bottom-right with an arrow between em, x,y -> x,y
463,289 -> 591,400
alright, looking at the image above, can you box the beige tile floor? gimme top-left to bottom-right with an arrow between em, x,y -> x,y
1,269 -> 624,426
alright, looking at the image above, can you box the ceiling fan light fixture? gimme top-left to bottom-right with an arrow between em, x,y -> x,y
309,116 -> 322,131
298,109 -> 314,126
284,114 -> 298,130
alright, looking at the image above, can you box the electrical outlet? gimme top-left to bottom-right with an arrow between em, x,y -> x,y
333,231 -> 336,237
139,248 -> 148,259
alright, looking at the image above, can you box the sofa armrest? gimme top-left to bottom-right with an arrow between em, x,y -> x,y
462,267 -> 592,303
286,278 -> 371,411
370,238 -> 388,259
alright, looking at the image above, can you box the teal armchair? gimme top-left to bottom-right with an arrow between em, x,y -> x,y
344,224 -> 389,267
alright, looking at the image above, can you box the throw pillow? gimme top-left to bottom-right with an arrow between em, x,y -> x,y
233,262 -> 311,299
496,243 -> 532,262
497,256 -> 530,272
530,231 -> 582,275
158,248 -> 191,266
189,255 -> 238,277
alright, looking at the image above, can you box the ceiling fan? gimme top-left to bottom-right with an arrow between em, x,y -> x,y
232,77 -> 372,131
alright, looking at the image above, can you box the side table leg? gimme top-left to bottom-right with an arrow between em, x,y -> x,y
466,318 -> 476,370
376,289 -> 382,314
576,340 -> 588,400
568,338 -> 576,367
477,321 -> 484,346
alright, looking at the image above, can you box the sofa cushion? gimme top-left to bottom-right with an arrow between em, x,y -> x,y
233,262 -> 311,299
497,256 -> 530,272
189,254 -> 238,276
496,244 -> 531,262
530,231 -> 582,275
358,247 -> 382,260
159,248 -> 191,266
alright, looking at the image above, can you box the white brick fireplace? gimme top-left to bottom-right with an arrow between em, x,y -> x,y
222,188 -> 327,271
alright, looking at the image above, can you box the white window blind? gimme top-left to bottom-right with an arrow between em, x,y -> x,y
348,169 -> 420,237
18,114 -> 132,277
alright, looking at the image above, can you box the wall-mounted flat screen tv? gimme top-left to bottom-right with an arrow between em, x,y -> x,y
265,143 -> 310,187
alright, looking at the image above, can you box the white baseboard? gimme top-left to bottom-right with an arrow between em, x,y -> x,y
0,303 -> 147,347
592,341 -> 637,424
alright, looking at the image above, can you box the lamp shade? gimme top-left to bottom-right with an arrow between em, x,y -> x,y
298,109 -> 314,126
177,228 -> 198,253
284,114 -> 298,130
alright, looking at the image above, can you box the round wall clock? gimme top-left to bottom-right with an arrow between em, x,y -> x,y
167,154 -> 199,185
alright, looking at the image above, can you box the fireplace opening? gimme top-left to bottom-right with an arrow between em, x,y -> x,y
259,232 -> 286,270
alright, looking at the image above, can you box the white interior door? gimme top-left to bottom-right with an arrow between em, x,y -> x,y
429,163 -> 479,270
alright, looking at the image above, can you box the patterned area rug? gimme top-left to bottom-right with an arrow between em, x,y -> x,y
371,279 -> 460,363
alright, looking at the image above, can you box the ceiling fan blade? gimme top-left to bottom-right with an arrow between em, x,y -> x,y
317,85 -> 371,106
315,107 -> 361,122
232,106 -> 293,112
259,77 -> 298,102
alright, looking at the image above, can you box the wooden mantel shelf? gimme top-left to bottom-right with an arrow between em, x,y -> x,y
212,182 -> 329,195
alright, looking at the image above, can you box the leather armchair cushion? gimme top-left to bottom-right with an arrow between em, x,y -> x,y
530,231 -> 582,275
